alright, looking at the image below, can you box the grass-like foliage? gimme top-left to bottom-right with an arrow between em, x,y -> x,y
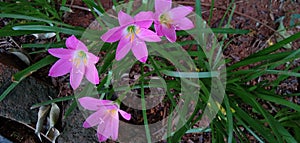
1,0 -> 300,142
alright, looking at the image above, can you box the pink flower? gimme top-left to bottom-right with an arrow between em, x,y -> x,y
154,0 -> 194,42
101,11 -> 161,63
78,97 -> 131,142
48,35 -> 99,89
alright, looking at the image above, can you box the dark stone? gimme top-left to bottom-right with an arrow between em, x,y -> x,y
0,61 -> 99,142
0,116 -> 51,143
0,62 -> 57,124
57,105 -> 99,143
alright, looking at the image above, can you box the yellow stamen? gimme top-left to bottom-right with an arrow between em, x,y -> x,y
136,28 -> 141,34
131,34 -> 135,42
108,109 -> 117,116
126,25 -> 141,43
159,13 -> 173,28
72,50 -> 88,68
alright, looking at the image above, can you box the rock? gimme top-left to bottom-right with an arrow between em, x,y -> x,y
0,60 -> 99,142
0,62 -> 57,124
57,105 -> 99,143
0,116 -> 51,143
0,61 -> 57,143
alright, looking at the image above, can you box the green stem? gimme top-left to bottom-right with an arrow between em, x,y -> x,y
140,62 -> 152,143
208,0 -> 214,26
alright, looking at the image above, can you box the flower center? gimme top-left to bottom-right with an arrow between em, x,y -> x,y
72,50 -> 88,68
108,109 -> 117,116
159,13 -> 172,28
126,25 -> 140,43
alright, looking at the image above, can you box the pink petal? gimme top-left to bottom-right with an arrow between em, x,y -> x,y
87,52 -> 99,64
66,35 -> 88,51
97,111 -> 119,141
137,28 -> 161,42
110,116 -> 119,140
78,97 -> 111,110
85,64 -> 99,85
154,23 -> 163,36
169,6 -> 193,20
155,0 -> 172,14
70,64 -> 84,89
48,48 -> 73,59
115,37 -> 131,61
131,40 -> 148,63
118,11 -> 134,26
83,110 -> 104,128
78,97 -> 98,110
118,109 -> 131,120
48,59 -> 72,77
173,17 -> 194,30
98,113 -> 119,140
101,26 -> 124,42
162,25 -> 176,42
97,133 -> 107,142
134,11 -> 154,28
83,104 -> 118,129
153,13 -> 160,22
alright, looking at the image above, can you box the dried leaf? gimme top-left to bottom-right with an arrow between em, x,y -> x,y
60,6 -> 73,12
276,16 -> 292,49
46,103 -> 60,135
8,48 -> 30,65
35,105 -> 51,142
32,33 -> 56,39
46,127 -> 60,143
49,103 -> 60,128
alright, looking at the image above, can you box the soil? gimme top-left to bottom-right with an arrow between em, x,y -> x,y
0,0 -> 300,143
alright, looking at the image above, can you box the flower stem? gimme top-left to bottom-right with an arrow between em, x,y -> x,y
140,62 -> 152,143
100,71 -> 112,100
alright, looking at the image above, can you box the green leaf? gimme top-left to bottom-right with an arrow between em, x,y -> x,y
256,94 -> 300,113
235,114 -> 265,142
22,42 -> 65,49
161,70 -> 219,78
12,25 -> 84,36
232,86 -> 297,142
195,0 -> 202,18
0,82 -> 19,102
82,0 -> 105,15
227,50 -> 292,71
185,127 -> 211,134
63,101 -> 77,119
0,28 -> 43,37
224,95 -> 233,143
13,55 -> 57,82
0,13 -> 72,28
249,32 -> 300,57
140,63 -> 152,143
234,104 -> 276,142
31,95 -> 75,109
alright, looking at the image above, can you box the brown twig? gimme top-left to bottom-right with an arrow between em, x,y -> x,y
64,4 -> 91,12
